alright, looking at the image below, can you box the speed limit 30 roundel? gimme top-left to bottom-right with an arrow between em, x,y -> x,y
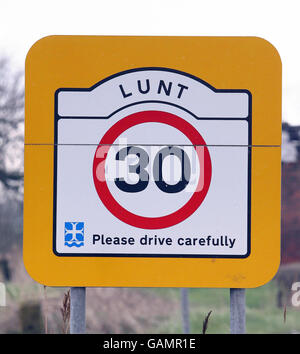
93,111 -> 212,230
54,67 -> 251,258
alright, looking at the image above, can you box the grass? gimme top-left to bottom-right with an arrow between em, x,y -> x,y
147,280 -> 300,334
2,266 -> 300,334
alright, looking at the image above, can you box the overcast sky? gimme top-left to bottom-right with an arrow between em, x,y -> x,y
1,0 -> 299,125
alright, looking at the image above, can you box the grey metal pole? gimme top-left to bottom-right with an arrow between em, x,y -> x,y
70,287 -> 86,334
230,288 -> 246,334
180,288 -> 190,334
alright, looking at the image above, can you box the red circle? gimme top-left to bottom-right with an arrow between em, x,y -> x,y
93,111 -> 212,229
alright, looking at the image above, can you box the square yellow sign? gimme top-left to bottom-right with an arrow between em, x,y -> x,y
24,36 -> 281,287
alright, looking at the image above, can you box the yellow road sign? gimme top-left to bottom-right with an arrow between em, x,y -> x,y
24,36 -> 281,287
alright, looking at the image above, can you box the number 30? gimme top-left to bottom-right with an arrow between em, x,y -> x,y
115,146 -> 191,194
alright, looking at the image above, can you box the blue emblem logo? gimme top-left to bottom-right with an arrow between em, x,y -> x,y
64,222 -> 84,247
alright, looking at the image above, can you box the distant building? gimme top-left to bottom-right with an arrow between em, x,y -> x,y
281,122 -> 300,264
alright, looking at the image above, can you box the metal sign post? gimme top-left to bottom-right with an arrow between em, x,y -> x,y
180,288 -> 190,334
70,287 -> 86,334
230,288 -> 246,334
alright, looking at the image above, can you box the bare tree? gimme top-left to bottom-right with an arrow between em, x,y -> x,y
0,58 -> 24,198
0,198 -> 22,254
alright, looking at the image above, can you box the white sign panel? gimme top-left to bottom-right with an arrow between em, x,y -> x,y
54,68 -> 251,258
